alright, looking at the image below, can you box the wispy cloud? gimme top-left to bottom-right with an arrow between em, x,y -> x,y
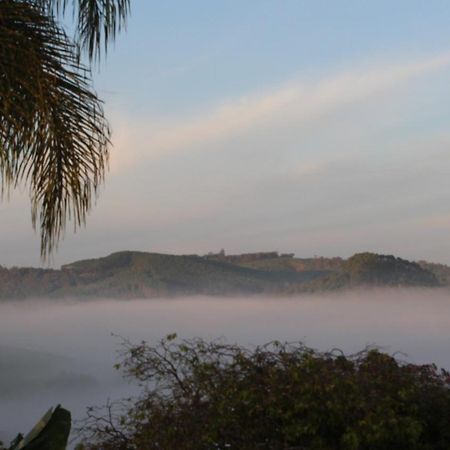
418,213 -> 450,228
109,52 -> 450,173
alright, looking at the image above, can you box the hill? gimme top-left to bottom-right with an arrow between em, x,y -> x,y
0,251 -> 444,299
58,251 -> 322,298
0,251 -> 323,299
205,251 -> 440,291
418,260 -> 450,285
302,253 -> 439,291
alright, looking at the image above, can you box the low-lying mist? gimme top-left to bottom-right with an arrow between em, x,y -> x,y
1,288 -> 449,445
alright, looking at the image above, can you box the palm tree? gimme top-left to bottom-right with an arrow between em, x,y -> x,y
0,0 -> 130,258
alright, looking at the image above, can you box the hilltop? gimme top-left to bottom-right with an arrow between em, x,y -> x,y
302,253 -> 439,291
205,251 -> 439,292
0,250 -> 444,300
58,251 -> 321,298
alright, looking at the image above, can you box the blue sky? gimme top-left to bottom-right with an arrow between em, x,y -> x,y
3,0 -> 450,267
96,0 -> 450,109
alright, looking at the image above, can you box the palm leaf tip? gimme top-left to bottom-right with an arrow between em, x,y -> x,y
0,0 -> 112,259
37,0 -> 131,62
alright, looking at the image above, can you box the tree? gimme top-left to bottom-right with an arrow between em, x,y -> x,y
0,0 -> 130,258
77,335 -> 450,450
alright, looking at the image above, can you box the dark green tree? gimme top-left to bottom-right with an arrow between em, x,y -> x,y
78,335 -> 450,450
0,0 -> 130,258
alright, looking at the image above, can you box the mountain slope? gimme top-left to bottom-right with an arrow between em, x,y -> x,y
0,251 -> 443,299
303,253 -> 439,291
62,251 -> 325,297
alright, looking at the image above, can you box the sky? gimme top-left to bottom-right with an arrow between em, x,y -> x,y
3,0 -> 450,267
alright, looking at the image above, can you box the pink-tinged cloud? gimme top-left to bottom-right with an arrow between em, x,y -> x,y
109,52 -> 450,174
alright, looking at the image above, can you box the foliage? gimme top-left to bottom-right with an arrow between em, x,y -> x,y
344,253 -> 438,286
0,0 -> 130,258
418,260 -> 450,285
78,335 -> 450,450
0,251 -> 322,299
0,251 -> 445,300
3,405 -> 71,450
205,251 -> 344,274
236,255 -> 344,274
20,405 -> 71,450
304,252 -> 439,292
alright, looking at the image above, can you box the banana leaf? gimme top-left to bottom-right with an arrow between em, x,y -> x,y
9,405 -> 71,450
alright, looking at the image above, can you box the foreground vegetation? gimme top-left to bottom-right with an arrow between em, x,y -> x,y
0,405 -> 70,450
77,335 -> 450,450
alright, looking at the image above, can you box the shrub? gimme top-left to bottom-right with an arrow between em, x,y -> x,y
78,335 -> 450,450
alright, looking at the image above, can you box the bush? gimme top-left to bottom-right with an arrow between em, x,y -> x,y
78,335 -> 450,450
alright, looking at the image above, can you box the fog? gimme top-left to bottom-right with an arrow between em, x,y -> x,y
1,289 -> 450,446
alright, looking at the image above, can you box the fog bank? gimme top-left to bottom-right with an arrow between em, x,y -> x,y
0,288 -> 449,445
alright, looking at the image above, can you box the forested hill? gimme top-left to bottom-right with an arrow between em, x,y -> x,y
0,251 -> 444,299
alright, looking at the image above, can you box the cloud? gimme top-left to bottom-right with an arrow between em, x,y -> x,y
418,214 -> 450,229
292,162 -> 325,177
109,52 -> 450,174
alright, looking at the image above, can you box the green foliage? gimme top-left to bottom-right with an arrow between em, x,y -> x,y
305,252 -> 439,292
20,406 -> 71,450
0,251 -> 325,299
0,251 -> 445,299
78,336 -> 450,450
236,255 -> 344,273
0,0 -> 129,258
418,260 -> 450,285
38,0 -> 130,63
8,405 -> 71,450
344,253 -> 438,286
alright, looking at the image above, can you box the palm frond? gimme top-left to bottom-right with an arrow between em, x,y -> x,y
37,0 -> 131,61
0,0 -> 110,258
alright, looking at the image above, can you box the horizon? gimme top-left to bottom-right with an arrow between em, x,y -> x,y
2,1 -> 450,268
1,248 -> 447,271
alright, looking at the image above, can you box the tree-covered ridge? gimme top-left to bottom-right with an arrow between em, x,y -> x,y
58,251 -> 321,298
345,253 -> 438,285
206,250 -> 344,272
418,260 -> 450,285
303,252 -> 439,291
0,251 -> 445,299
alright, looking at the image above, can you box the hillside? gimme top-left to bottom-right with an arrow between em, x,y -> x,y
59,251 -> 322,297
0,251 -> 323,299
418,260 -> 450,285
0,266 -> 77,299
302,253 -> 439,291
0,251 -> 444,300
